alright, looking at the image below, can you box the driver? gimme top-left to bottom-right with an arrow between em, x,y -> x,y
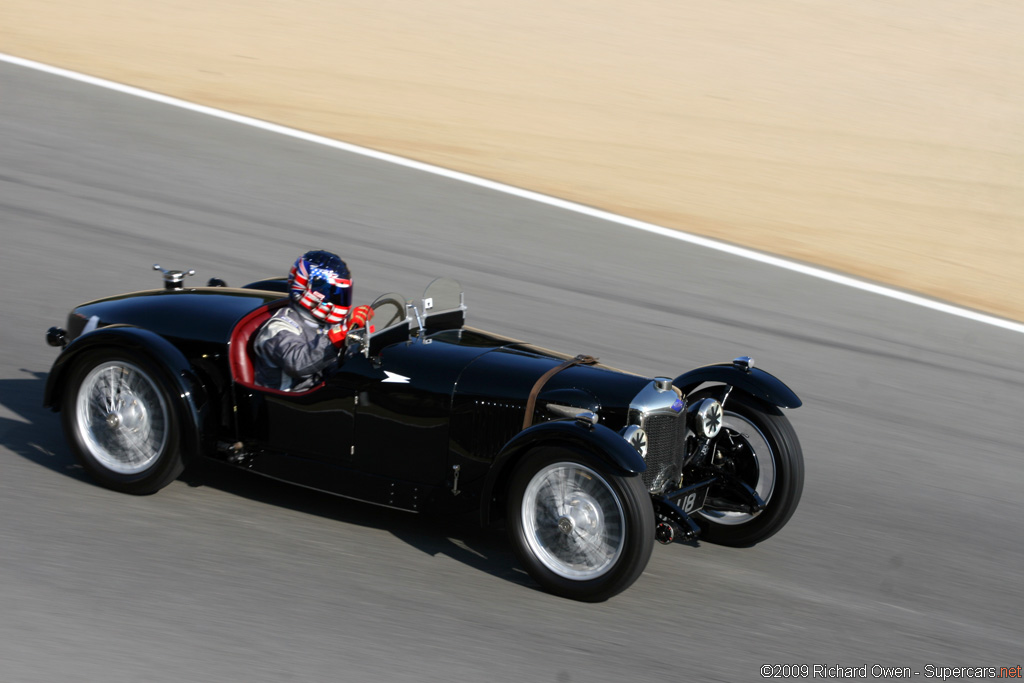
252,249 -> 374,392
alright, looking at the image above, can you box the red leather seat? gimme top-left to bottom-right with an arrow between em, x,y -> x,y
229,299 -> 287,389
229,299 -> 326,395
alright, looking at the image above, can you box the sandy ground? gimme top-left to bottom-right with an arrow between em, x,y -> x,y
3,1 -> 1022,322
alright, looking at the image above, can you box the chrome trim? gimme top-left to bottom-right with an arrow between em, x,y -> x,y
451,464 -> 462,496
628,379 -> 678,417
546,403 -> 588,419
733,356 -> 754,372
153,263 -> 195,290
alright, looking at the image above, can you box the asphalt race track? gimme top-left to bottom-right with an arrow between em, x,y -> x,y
2,62 -> 1023,682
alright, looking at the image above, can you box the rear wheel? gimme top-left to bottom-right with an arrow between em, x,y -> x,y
507,447 -> 654,601
62,350 -> 184,495
694,392 -> 803,546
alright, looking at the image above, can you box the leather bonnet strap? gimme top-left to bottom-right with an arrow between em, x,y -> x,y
522,354 -> 599,430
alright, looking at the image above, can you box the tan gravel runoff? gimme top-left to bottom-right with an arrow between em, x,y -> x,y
3,0 -> 1022,322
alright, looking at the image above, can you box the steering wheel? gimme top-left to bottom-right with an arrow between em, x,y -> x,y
369,295 -> 407,329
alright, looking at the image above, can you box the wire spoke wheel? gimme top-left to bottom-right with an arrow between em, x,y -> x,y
75,361 -> 168,474
522,462 -> 625,579
508,447 -> 654,601
63,351 -> 184,495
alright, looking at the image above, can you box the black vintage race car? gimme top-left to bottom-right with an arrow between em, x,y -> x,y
43,265 -> 804,601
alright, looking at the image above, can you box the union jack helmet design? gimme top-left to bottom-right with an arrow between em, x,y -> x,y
288,250 -> 352,324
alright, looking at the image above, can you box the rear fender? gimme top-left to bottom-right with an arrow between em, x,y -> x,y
479,419 -> 646,526
44,325 -> 210,460
673,363 -> 801,409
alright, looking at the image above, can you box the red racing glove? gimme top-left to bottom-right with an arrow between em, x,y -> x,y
327,322 -> 349,348
349,305 -> 374,330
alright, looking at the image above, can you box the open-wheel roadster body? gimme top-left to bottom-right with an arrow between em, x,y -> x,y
43,266 -> 804,601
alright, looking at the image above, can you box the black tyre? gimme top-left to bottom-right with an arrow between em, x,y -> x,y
61,350 -> 184,495
506,447 -> 655,601
694,392 -> 803,547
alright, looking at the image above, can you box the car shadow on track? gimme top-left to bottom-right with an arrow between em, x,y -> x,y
185,457 -> 534,591
0,370 -> 534,592
0,370 -> 92,483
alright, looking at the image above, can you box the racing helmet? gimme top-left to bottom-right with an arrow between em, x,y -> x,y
288,250 -> 352,324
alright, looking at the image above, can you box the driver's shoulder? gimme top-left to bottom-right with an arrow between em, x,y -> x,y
258,306 -> 304,339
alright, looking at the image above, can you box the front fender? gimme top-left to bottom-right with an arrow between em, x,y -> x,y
44,325 -> 211,460
673,363 -> 801,409
479,419 -> 647,526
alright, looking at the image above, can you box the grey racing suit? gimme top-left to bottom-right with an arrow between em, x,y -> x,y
252,304 -> 339,391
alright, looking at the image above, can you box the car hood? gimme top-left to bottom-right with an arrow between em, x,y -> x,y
375,327 -> 652,464
419,327 -> 651,415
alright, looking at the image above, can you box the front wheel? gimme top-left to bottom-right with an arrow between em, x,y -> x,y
61,350 -> 184,495
695,392 -> 804,547
506,447 -> 655,601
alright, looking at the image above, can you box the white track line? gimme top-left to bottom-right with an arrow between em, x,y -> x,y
4,52 -> 1022,334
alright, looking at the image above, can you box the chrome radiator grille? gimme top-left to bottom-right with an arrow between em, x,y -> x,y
628,379 -> 688,493
641,412 -> 686,492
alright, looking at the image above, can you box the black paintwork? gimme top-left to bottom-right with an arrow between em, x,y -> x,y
674,364 -> 802,409
43,284 -> 800,520
71,288 -> 278,344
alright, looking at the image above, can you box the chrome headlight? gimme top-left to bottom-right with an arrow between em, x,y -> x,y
693,399 -> 723,439
620,425 -> 648,458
